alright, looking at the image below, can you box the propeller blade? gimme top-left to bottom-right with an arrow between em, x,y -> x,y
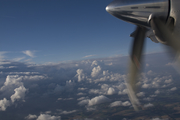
127,26 -> 147,111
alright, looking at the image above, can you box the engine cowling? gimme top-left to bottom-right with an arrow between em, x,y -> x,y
106,0 -> 170,28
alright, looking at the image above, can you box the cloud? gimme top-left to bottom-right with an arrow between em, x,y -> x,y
77,92 -> 86,96
170,87 -> 177,91
147,70 -> 153,75
107,87 -> 116,95
83,55 -> 96,58
143,97 -> 153,101
1,75 -> 47,91
144,103 -> 154,108
88,95 -> 110,106
0,51 -> 8,60
78,99 -> 90,106
75,69 -> 85,82
166,62 -> 173,66
22,50 -> 35,58
91,66 -> 101,78
0,98 -> 10,111
109,101 -> 122,107
91,60 -> 98,66
155,90 -> 160,94
78,95 -> 111,107
165,79 -> 172,84
77,97 -> 88,101
1,75 -> 23,89
109,101 -> 131,107
146,64 -> 149,67
122,101 -> 131,106
13,57 -> 26,61
136,92 -> 145,97
54,85 -> 64,93
25,114 -> 38,120
151,118 -> 168,120
10,85 -> 27,103
142,83 -> 150,89
60,110 -> 77,115
78,88 -> 87,91
36,114 -> 61,120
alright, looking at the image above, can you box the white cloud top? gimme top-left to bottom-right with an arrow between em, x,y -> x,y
88,95 -> 110,106
22,50 -> 35,58
75,69 -> 85,82
11,85 -> 27,103
107,87 -> 116,95
0,98 -> 10,111
170,87 -> 177,91
144,103 -> 154,108
25,114 -> 38,120
109,101 -> 131,107
36,114 -> 61,120
78,95 -> 110,107
91,66 -> 101,78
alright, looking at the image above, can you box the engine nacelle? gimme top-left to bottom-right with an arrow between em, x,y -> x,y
106,0 -> 169,28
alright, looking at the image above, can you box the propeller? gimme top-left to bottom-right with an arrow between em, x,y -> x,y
106,0 -> 180,111
127,26 -> 147,111
127,16 -> 180,111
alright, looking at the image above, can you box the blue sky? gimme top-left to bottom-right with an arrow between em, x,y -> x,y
0,0 -> 163,64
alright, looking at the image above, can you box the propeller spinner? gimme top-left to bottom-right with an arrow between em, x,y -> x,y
106,0 -> 171,111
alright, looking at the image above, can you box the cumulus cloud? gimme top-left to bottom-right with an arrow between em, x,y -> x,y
136,92 -> 145,97
36,114 -> 61,120
122,101 -> 131,106
75,69 -> 85,82
25,114 -> 38,120
118,89 -> 128,95
1,75 -> 47,91
91,60 -> 98,66
77,92 -> 86,96
91,66 -> 101,78
11,85 -> 27,103
165,79 -> 172,84
88,95 -> 110,106
103,70 -> 109,76
107,87 -> 116,95
170,87 -> 177,91
22,50 -> 35,58
142,83 -> 150,89
78,99 -> 90,106
78,95 -> 110,107
60,110 -> 77,115
144,103 -> 154,108
143,97 -> 153,101
0,98 -> 10,111
89,83 -> 121,95
78,88 -> 87,91
1,75 -> 23,90
155,90 -> 160,94
109,101 -> 122,107
109,101 -> 131,107
77,97 -> 87,101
